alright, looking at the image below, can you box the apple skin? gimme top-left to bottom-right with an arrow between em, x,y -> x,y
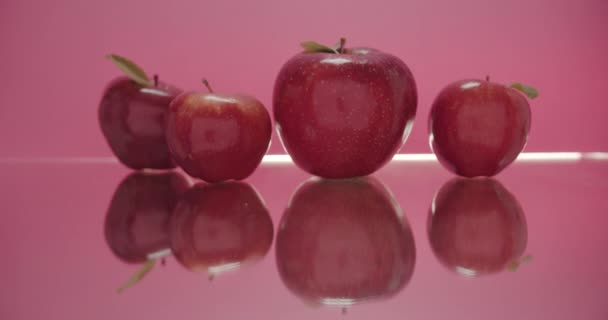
273,47 -> 417,178
104,171 -> 190,264
99,76 -> 181,170
276,177 -> 416,307
169,182 -> 273,277
429,79 -> 531,177
165,92 -> 272,183
428,177 -> 527,276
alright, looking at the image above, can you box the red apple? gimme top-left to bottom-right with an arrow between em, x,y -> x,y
99,54 -> 181,169
428,177 -> 528,276
429,78 -> 538,177
165,80 -> 272,183
276,177 -> 416,309
169,182 -> 273,278
273,38 -> 417,178
104,171 -> 190,263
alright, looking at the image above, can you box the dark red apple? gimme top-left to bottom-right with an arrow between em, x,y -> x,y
276,177 -> 416,309
429,78 -> 538,177
169,182 -> 273,278
273,38 -> 417,178
428,177 -> 528,276
99,54 -> 181,169
104,171 -> 190,263
165,80 -> 272,183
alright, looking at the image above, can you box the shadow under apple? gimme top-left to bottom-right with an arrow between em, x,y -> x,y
276,177 -> 416,310
104,171 -> 190,264
169,182 -> 274,279
428,177 -> 528,277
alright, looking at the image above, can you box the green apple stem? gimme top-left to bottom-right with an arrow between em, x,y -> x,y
301,41 -> 338,53
202,79 -> 214,93
508,254 -> 533,272
153,74 -> 158,87
116,259 -> 156,294
337,37 -> 346,54
106,54 -> 152,86
510,83 -> 539,99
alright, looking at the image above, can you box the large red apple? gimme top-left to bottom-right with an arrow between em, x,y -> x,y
428,177 -> 528,276
99,54 -> 181,169
165,80 -> 272,183
429,78 -> 538,177
169,182 -> 273,278
104,171 -> 190,263
276,177 -> 416,309
273,38 -> 417,178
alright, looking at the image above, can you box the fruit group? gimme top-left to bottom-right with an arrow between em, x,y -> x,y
428,177 -> 527,276
276,177 -> 416,308
273,39 -> 417,178
99,55 -> 180,169
165,80 -> 272,182
169,182 -> 273,278
104,171 -> 190,263
429,78 -> 537,177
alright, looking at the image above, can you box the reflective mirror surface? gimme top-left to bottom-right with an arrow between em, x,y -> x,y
1,158 -> 607,319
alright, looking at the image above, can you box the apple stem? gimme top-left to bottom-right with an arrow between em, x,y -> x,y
116,259 -> 156,294
161,257 -> 166,266
202,79 -> 214,93
338,37 -> 346,54
153,74 -> 159,87
485,75 -> 490,82
342,308 -> 347,315
208,274 -> 215,282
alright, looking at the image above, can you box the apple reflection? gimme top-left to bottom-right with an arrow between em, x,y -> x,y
276,177 -> 416,310
104,171 -> 190,264
169,182 -> 274,279
428,178 -> 528,277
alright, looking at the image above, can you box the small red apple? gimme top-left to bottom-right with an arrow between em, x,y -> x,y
428,177 -> 528,276
104,171 -> 190,264
169,182 -> 273,278
276,177 -> 416,309
273,38 -> 417,178
428,78 -> 538,177
165,80 -> 272,183
99,54 -> 181,169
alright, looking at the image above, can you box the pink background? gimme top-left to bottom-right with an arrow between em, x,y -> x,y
3,2 -> 608,318
1,0 -> 607,158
